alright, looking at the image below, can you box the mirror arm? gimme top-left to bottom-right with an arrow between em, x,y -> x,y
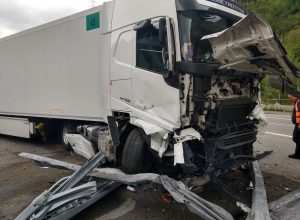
133,19 -> 151,31
166,17 -> 174,73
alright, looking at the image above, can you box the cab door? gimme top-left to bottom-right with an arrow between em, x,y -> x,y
110,26 -> 133,113
131,18 -> 180,125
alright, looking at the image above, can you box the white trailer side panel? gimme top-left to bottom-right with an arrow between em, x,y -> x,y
0,6 -> 111,122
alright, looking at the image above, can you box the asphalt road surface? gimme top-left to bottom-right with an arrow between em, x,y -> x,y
0,111 -> 299,220
255,111 -> 300,182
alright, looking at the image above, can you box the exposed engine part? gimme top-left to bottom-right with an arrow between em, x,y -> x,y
98,129 -> 115,162
209,77 -> 250,99
173,72 -> 263,177
183,73 -> 261,134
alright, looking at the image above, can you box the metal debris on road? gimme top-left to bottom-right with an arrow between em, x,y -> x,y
269,188 -> 300,220
18,152 -> 300,220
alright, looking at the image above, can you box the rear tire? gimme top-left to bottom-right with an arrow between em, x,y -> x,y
121,128 -> 154,174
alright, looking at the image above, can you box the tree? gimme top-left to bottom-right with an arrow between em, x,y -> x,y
286,27 -> 300,65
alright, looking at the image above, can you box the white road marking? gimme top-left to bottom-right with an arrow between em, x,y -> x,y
265,132 -> 292,138
266,117 -> 291,121
268,123 -> 293,127
96,198 -> 136,220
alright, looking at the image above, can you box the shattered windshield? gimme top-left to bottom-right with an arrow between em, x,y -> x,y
178,10 -> 239,63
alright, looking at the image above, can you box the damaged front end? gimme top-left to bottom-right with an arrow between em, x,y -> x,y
202,12 -> 300,97
160,13 -> 264,179
163,10 -> 300,179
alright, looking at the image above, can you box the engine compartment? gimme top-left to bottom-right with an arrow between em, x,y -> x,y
176,70 -> 263,176
187,73 -> 260,132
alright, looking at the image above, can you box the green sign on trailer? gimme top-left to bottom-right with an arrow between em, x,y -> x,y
86,12 -> 101,31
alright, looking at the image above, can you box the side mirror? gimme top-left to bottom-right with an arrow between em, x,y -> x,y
159,18 -> 167,46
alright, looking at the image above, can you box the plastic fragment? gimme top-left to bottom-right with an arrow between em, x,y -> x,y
236,202 -> 251,213
284,187 -> 291,192
127,186 -> 137,193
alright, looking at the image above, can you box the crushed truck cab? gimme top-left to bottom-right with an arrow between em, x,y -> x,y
101,0 -> 299,178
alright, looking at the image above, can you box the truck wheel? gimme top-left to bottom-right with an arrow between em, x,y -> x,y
61,124 -> 74,151
121,128 -> 154,174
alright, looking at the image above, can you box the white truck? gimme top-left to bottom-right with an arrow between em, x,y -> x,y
0,0 -> 299,177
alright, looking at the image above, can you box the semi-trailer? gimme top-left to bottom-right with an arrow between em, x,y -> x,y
1,0 -> 299,180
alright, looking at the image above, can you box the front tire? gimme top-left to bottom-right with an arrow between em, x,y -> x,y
121,128 -> 154,174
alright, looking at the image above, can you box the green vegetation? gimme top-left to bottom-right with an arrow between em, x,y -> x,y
238,0 -> 300,102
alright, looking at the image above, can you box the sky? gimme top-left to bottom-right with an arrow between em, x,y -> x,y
0,0 -> 108,38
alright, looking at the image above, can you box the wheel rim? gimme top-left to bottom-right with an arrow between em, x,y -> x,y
62,126 -> 69,145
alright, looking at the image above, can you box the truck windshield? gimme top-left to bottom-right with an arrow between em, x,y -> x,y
178,10 -> 240,63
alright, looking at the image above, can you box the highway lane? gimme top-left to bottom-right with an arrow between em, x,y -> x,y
0,111 -> 299,220
265,111 -> 293,137
255,111 -> 300,182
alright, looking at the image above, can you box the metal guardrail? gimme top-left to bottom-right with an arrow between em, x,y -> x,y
262,99 -> 293,105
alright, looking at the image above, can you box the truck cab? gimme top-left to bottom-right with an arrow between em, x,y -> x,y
93,0 -> 297,176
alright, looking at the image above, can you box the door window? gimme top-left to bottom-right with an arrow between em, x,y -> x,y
136,20 -> 168,74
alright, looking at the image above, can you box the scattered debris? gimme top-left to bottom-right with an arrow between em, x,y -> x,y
160,193 -> 173,203
236,202 -> 251,213
18,152 -> 236,220
185,176 -> 211,188
126,186 -> 137,193
17,152 -> 300,220
16,152 -> 121,220
247,182 -> 254,191
284,187 -> 291,192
